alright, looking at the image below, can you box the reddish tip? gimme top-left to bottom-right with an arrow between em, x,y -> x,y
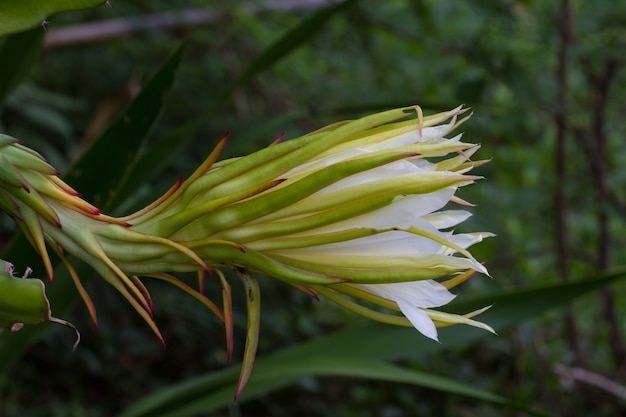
146,305 -> 154,320
270,132 -> 286,146
198,271 -> 206,294
303,285 -> 320,301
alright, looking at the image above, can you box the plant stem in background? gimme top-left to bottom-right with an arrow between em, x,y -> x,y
553,0 -> 585,367
582,57 -> 626,376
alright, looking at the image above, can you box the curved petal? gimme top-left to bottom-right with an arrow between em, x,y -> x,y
356,280 -> 458,340
422,210 -> 472,229
397,301 -> 439,340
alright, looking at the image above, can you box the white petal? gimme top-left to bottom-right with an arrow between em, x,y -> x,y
357,280 -> 458,341
350,192 -> 452,228
295,230 -> 441,256
422,210 -> 472,229
312,189 -> 456,233
360,280 -> 456,308
397,300 -> 439,341
445,232 -> 494,252
317,159 -> 435,194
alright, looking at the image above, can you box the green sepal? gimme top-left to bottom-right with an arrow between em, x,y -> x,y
0,134 -> 21,147
233,270 -> 261,401
218,173 -> 474,244
311,285 -> 411,327
188,244 -> 347,285
162,106 -> 417,216
173,151 -> 418,240
0,140 -> 58,175
264,253 -> 471,284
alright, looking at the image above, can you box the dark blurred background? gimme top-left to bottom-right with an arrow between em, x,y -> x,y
1,1 -> 626,416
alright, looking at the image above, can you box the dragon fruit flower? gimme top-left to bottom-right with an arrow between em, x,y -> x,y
122,105 -> 494,393
126,105 -> 493,333
0,105 -> 493,398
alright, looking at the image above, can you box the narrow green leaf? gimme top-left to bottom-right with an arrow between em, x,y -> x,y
234,271 -> 261,401
282,268 -> 626,362
123,356 -> 552,417
0,0 -> 105,36
119,268 -> 626,417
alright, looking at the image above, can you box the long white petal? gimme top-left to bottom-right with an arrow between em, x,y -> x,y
309,189 -> 456,234
422,210 -> 472,229
397,301 -> 439,341
356,280 -> 458,340
359,280 -> 456,308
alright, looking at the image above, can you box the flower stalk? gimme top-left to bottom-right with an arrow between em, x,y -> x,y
0,105 -> 493,397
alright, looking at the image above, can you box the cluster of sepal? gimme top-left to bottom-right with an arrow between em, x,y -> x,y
0,134 -> 222,342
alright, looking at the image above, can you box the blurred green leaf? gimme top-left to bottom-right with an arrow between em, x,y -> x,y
112,118 -> 204,210
0,45 -> 184,372
121,357 -> 543,417
63,44 -> 184,210
0,28 -> 44,105
0,0 -> 105,36
220,0 -> 359,102
120,268 -> 626,416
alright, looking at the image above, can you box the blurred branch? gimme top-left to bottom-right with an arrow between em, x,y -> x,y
553,0 -> 585,367
553,0 -> 571,282
43,0 -> 341,49
581,55 -> 626,375
553,364 -> 626,401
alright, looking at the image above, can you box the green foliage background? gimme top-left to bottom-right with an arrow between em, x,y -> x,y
1,1 -> 626,416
